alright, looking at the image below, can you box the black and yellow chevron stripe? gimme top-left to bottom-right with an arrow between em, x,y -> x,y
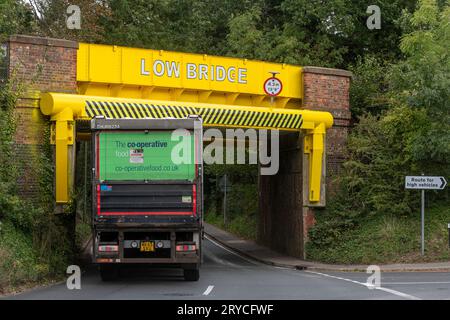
85,100 -> 303,130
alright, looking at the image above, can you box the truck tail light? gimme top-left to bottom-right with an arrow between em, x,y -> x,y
176,244 -> 196,252
98,245 -> 119,252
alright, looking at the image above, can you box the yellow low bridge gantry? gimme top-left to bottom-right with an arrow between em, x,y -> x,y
39,43 -> 333,205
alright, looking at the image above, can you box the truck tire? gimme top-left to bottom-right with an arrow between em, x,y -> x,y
99,265 -> 119,281
183,268 -> 200,281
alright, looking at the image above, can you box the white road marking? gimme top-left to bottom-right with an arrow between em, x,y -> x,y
306,270 -> 421,300
205,248 -> 240,267
203,285 -> 214,296
205,235 -> 262,266
382,281 -> 450,285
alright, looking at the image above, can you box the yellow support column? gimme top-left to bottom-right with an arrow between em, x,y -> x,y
304,122 -> 326,203
51,108 -> 74,204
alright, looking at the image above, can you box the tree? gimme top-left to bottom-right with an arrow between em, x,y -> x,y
224,0 -> 418,67
100,0 -> 257,53
26,0 -> 109,42
0,0 -> 37,41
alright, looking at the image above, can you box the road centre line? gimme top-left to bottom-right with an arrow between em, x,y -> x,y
205,234 -> 428,300
305,270 -> 421,300
203,285 -> 214,296
382,281 -> 450,285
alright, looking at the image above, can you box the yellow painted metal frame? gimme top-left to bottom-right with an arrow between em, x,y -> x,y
77,43 -> 303,110
40,92 -> 332,204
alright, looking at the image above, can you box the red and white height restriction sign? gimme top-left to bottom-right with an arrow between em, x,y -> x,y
263,77 -> 283,96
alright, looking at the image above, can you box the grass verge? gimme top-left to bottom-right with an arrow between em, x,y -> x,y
205,212 -> 257,241
306,203 -> 450,264
0,220 -> 64,295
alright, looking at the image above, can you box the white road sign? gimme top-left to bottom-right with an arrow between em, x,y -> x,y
405,176 -> 447,190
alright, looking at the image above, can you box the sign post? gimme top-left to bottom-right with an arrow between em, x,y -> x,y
219,174 -> 231,226
421,188 -> 425,256
264,71 -> 283,105
405,175 -> 447,255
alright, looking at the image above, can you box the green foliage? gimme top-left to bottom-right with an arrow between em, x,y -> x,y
204,179 -> 258,241
308,0 -> 450,263
349,55 -> 393,119
100,0 -> 256,54
309,106 -> 449,258
0,0 -> 37,41
206,209 -> 258,241
307,204 -> 450,264
391,0 -> 450,118
0,220 -> 42,290
0,71 -> 24,188
0,76 -> 71,292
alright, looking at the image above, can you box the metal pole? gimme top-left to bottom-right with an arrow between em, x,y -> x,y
421,189 -> 425,256
84,141 -> 88,221
448,223 -> 450,249
223,174 -> 227,227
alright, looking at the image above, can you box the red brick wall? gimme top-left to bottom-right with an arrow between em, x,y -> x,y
302,66 -> 352,240
6,35 -> 78,201
302,66 -> 352,169
8,35 -> 78,92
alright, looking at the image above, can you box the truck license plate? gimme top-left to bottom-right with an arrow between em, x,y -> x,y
140,241 -> 155,252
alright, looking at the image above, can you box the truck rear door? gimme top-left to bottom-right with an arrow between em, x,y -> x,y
93,125 -> 201,223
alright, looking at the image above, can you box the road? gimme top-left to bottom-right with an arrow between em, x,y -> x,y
6,237 -> 450,300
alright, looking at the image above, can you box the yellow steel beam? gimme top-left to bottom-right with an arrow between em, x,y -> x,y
40,92 -> 333,203
76,43 -> 303,109
40,93 -> 333,130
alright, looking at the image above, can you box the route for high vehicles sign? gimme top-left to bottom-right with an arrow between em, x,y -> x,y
405,176 -> 447,190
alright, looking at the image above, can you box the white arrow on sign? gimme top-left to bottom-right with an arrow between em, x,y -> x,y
405,176 -> 447,190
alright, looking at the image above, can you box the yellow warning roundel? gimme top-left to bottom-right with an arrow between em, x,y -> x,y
264,77 -> 283,96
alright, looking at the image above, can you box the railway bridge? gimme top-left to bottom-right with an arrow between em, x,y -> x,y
3,35 -> 351,258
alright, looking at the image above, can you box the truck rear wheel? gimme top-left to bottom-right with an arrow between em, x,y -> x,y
183,268 -> 200,281
99,265 -> 119,281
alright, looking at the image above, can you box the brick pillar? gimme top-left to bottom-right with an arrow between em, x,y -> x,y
301,66 -> 352,243
6,35 -> 78,203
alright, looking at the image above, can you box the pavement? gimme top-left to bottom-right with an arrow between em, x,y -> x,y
204,222 -> 450,272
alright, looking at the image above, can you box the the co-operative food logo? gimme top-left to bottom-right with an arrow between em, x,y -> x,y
114,140 -> 168,148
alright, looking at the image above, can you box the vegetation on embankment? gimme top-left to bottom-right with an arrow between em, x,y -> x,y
209,1 -> 450,265
205,211 -> 258,242
204,164 -> 259,241
307,0 -> 450,264
307,203 -> 450,264
0,73 -> 73,294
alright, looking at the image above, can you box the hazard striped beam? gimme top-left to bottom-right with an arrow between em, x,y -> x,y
85,100 -> 303,131
40,93 -> 333,132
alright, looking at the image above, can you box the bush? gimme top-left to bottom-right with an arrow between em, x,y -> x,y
308,105 -> 449,255
0,75 -> 72,293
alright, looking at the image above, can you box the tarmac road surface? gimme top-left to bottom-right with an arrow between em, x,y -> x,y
6,237 -> 450,300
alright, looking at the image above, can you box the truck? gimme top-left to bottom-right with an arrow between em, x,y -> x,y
90,116 -> 203,281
